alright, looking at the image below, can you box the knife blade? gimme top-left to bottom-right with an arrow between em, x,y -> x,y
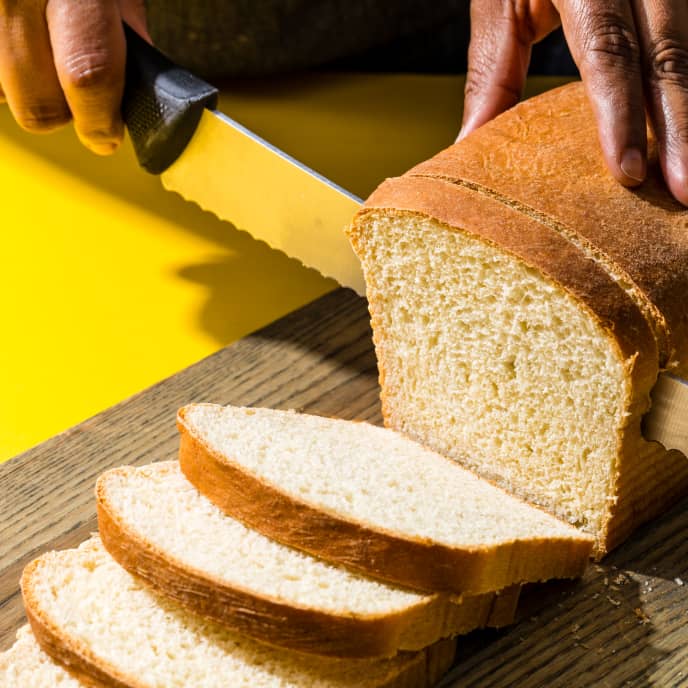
645,374 -> 688,457
162,109 -> 364,295
120,26 -> 687,457
121,25 -> 364,296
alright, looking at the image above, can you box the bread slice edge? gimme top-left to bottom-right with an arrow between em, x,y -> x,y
96,464 -> 483,657
177,405 -> 593,594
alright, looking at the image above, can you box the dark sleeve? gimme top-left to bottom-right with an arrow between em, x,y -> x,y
144,0 -> 470,78
145,1 -> 576,79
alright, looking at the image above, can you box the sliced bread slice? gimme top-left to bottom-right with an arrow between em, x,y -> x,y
96,462 -> 518,658
348,89 -> 688,556
22,538 -> 457,688
0,626 -> 87,688
176,404 -> 593,594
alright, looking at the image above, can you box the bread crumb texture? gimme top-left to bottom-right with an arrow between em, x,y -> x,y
353,213 -> 629,539
0,626 -> 83,687
183,404 -> 585,546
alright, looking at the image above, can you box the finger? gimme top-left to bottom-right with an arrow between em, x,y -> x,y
46,0 -> 126,155
0,2 -> 70,132
632,1 -> 688,206
119,0 -> 151,43
555,0 -> 647,186
460,0 -> 531,139
460,0 -> 560,140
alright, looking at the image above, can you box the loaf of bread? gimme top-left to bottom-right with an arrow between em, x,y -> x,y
96,461 -> 519,658
347,81 -> 688,557
177,403 -> 593,594
19,537 -> 457,688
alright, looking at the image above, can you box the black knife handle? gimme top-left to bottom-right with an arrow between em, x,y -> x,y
122,25 -> 219,174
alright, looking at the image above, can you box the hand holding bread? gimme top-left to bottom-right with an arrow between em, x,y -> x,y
462,0 -> 688,206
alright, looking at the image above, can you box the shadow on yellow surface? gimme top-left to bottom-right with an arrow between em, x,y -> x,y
0,73 -> 574,461
0,100 -> 334,461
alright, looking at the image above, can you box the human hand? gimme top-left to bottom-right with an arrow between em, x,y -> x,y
460,1 -> 688,206
0,0 -> 148,155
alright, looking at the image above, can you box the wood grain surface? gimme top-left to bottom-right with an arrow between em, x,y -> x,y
1,288 -> 687,687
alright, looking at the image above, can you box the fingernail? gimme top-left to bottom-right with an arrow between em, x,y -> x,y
79,131 -> 121,156
90,142 -> 119,155
620,148 -> 645,183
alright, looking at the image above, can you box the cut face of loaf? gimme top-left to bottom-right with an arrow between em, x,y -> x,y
177,403 -> 593,594
349,147 -> 688,556
96,461 -> 519,658
21,537 -> 457,688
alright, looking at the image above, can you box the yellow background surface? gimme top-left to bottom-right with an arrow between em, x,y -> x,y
0,75 -> 570,462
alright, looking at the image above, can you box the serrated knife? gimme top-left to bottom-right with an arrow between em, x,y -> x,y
121,27 -> 687,457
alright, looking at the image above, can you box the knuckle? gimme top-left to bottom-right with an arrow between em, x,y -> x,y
647,37 -> 688,86
675,126 -> 688,147
464,52 -> 490,97
464,68 -> 487,99
582,15 -> 641,71
465,44 -> 514,97
665,113 -> 688,148
63,53 -> 118,93
465,56 -> 521,104
16,102 -> 70,132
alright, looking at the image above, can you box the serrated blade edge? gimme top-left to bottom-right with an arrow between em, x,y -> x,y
646,373 -> 688,456
161,109 -> 365,295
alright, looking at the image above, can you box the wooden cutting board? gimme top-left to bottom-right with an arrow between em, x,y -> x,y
1,288 -> 687,687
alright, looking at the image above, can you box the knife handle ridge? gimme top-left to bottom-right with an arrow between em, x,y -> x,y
122,25 -> 219,175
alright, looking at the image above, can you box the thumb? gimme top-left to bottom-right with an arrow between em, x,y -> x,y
119,0 -> 151,43
459,0 -> 557,140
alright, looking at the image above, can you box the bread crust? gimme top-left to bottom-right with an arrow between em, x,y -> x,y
350,174 -> 688,557
21,544 -> 456,688
177,406 -> 593,594
96,465 -> 511,658
22,556 -> 135,688
409,81 -> 688,375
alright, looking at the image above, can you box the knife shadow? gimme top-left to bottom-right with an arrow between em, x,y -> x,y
177,256 -> 378,375
174,251 -> 333,344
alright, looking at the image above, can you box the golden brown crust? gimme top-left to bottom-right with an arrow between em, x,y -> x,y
177,407 -> 593,595
409,81 -> 688,375
485,584 -> 522,628
1,626 -> 105,688
22,559 -> 134,688
422,638 -> 456,688
352,176 -> 659,556
97,466 -> 495,658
